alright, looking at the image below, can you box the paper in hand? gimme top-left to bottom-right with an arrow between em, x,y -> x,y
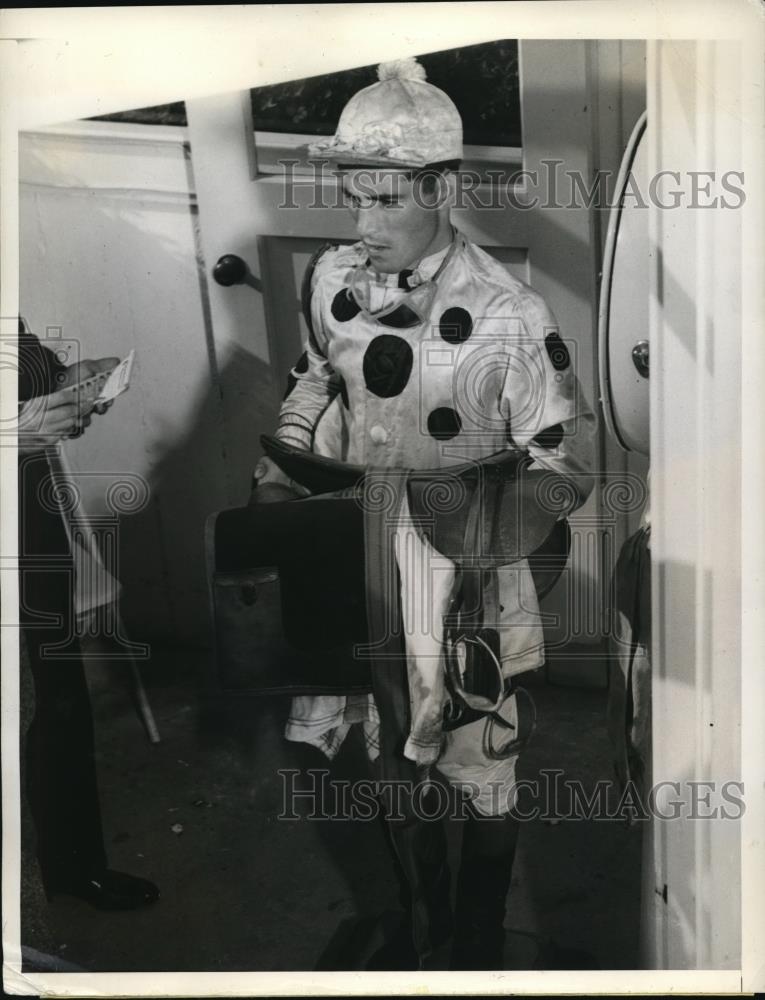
96,349 -> 135,403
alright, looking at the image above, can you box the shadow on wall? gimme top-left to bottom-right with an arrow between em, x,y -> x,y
115,339 -> 279,647
19,182 -> 281,649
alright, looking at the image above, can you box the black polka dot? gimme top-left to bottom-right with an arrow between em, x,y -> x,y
544,331 -> 570,371
532,423 -> 564,449
294,351 -> 308,374
378,303 -> 421,329
283,372 -> 297,399
338,375 -> 350,409
427,407 -> 462,440
332,288 -> 361,322
362,334 -> 413,398
439,307 -> 473,344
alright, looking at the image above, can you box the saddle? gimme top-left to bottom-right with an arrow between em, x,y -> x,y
207,435 -> 572,753
259,434 -> 564,565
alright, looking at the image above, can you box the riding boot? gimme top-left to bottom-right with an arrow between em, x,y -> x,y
384,811 -> 453,969
365,806 -> 418,971
451,807 -> 520,970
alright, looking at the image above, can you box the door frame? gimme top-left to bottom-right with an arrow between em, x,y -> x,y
644,38 -> 754,974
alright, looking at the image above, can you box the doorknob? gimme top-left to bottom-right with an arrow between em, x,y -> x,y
631,340 -> 649,379
213,254 -> 249,287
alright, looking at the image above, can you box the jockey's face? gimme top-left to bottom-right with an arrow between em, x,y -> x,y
342,169 -> 448,274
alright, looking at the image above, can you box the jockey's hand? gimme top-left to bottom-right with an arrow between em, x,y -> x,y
250,456 -> 310,504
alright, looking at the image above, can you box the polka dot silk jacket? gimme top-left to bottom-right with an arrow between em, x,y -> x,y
278,231 -> 596,511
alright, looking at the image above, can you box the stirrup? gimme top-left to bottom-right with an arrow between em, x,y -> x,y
445,631 -> 506,720
483,685 -> 537,760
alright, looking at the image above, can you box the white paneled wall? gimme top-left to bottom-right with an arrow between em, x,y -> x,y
20,123 -> 236,643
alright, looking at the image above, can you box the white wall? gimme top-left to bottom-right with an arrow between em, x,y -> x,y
19,122 -> 233,644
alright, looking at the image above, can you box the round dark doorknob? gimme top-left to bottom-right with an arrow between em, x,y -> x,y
631,340 -> 649,379
213,254 -> 249,287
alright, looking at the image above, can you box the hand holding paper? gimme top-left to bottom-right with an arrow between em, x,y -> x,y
65,350 -> 135,418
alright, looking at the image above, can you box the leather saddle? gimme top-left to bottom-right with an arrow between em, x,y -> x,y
207,437 -> 573,715
260,434 -> 570,565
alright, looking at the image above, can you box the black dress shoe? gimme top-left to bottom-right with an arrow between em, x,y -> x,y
47,869 -> 160,911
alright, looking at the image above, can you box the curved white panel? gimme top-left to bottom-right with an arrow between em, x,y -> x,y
598,111 -> 649,455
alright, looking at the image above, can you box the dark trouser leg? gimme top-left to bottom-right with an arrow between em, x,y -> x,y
20,454 -> 107,892
24,642 -> 108,891
451,804 -> 520,971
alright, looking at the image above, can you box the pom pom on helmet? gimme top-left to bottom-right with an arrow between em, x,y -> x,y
377,58 -> 428,83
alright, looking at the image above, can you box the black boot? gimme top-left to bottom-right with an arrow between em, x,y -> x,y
389,815 -> 453,969
365,810 -> 418,971
369,790 -> 453,970
451,807 -> 519,971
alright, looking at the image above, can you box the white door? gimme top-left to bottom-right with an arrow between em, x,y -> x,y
643,39 -> 743,972
186,40 -> 606,653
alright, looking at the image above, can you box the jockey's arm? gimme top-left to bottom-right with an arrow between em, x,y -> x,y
499,290 -> 597,512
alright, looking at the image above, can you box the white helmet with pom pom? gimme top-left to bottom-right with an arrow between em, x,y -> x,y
307,57 -> 462,168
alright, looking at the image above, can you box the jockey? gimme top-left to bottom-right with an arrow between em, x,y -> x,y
254,58 -> 596,970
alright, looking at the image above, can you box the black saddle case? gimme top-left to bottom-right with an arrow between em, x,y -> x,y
206,496 -> 373,695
